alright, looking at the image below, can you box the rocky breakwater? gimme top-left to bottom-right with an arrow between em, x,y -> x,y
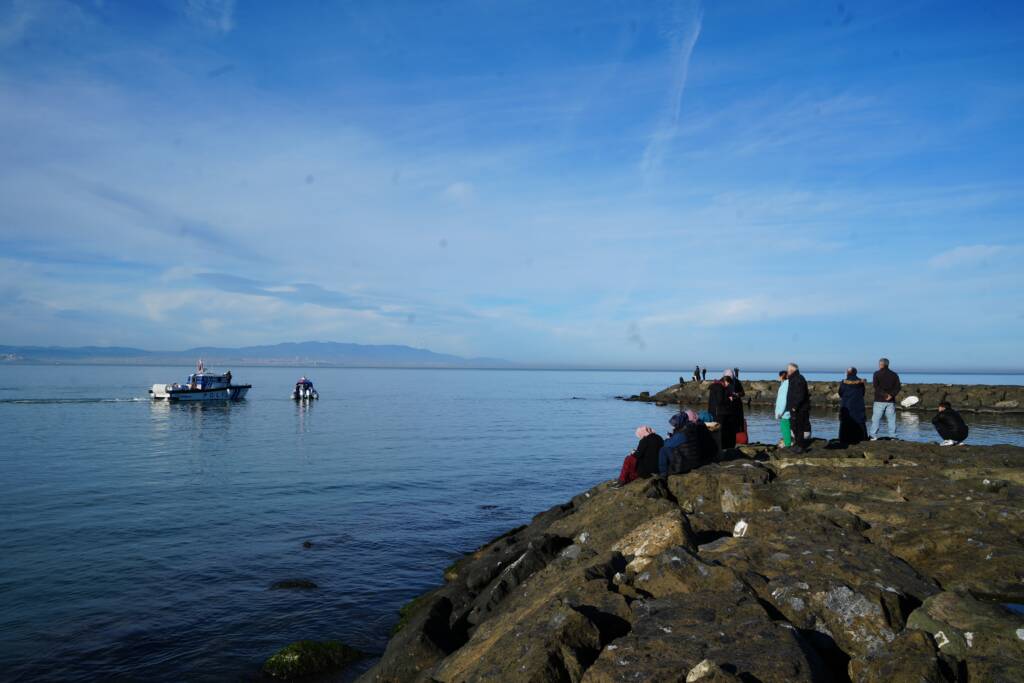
360,440 -> 1024,683
624,380 -> 1024,414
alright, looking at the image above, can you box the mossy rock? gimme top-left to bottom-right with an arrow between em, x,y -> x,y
262,640 -> 363,680
390,590 -> 437,636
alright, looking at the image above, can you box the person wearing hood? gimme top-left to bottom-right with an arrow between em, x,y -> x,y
838,367 -> 868,444
785,363 -> 811,452
708,374 -> 740,448
658,412 -> 689,475
618,425 -> 665,484
774,370 -> 792,447
932,402 -> 969,446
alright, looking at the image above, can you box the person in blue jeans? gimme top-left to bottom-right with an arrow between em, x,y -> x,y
870,357 -> 901,439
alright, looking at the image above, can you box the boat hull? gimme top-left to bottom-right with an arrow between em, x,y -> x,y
151,385 -> 251,402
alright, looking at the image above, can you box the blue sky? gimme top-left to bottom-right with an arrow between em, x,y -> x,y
1,0 -> 1022,370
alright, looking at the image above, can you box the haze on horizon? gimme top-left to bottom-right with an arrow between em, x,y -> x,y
1,1 -> 1022,371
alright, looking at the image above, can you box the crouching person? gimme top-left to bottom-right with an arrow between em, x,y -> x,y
619,425 -> 664,484
932,402 -> 968,446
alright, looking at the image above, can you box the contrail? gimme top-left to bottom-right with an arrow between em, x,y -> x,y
641,1 -> 703,177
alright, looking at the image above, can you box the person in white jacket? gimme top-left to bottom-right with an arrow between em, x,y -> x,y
774,370 -> 792,447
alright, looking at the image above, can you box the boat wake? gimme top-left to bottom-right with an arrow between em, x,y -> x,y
0,397 -> 148,405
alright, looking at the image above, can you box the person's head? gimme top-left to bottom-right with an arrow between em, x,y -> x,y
721,375 -> 733,387
778,370 -> 787,381
722,368 -> 734,379
684,408 -> 699,424
846,367 -> 858,379
669,412 -> 688,430
636,425 -> 654,439
787,362 -> 799,377
879,357 -> 889,369
938,401 -> 951,412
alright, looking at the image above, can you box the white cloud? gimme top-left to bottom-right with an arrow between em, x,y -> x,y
185,0 -> 236,33
442,181 -> 474,202
928,244 -> 1005,269
641,0 -> 703,176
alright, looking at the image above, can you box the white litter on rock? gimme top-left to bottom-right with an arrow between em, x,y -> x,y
934,630 -> 950,649
1016,628 -> 1024,641
686,659 -> 716,682
733,520 -> 749,538
964,631 -> 974,648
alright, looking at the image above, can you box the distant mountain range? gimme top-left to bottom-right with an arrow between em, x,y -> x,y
0,342 -> 510,368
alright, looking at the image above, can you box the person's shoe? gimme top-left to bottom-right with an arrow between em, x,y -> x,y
956,441 -> 965,446
869,436 -> 878,441
940,439 -> 956,447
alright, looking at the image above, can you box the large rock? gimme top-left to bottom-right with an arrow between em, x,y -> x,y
262,640 -> 363,680
627,380 -> 1024,414
357,441 -> 1024,683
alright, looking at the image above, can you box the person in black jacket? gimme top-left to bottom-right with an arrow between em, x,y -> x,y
838,367 -> 867,444
785,363 -> 811,452
633,425 -> 665,476
932,402 -> 968,445
709,375 -> 741,448
870,357 -> 902,440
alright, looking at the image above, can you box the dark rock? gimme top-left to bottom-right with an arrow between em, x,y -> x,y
302,540 -> 313,549
270,579 -> 318,590
262,640 -> 363,680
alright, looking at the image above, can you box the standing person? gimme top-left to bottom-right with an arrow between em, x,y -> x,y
709,374 -> 740,448
785,363 -> 811,452
932,402 -> 969,446
774,371 -> 791,447
838,367 -> 867,444
693,365 -> 701,382
701,368 -> 706,381
724,368 -> 747,442
870,357 -> 902,440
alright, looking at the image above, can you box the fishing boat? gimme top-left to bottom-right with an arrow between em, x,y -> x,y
149,360 -> 251,402
291,377 -> 319,400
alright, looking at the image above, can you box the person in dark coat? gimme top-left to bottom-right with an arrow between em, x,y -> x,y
932,402 -> 968,445
838,367 -> 867,444
709,375 -> 740,449
785,363 -> 811,452
633,425 -> 665,476
693,365 -> 701,382
724,368 -> 746,437
701,368 -> 706,380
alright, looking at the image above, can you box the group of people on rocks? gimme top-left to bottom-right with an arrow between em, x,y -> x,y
617,410 -> 718,484
618,357 -> 971,484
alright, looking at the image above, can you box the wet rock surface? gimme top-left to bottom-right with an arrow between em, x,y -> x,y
624,380 -> 1024,414
358,440 -> 1024,682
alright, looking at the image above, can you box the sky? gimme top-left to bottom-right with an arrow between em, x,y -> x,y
0,0 -> 1022,370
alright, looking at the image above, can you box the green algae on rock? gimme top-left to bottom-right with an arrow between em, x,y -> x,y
262,640 -> 364,680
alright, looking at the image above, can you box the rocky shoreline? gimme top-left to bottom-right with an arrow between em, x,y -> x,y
623,380 -> 1024,414
351,440 -> 1024,683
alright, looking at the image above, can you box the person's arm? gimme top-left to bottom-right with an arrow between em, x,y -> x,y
893,374 -> 902,398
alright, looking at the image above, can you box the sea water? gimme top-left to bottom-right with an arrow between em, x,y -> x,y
2,365 -> 1023,681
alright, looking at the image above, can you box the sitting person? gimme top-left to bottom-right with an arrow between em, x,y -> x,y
932,401 -> 968,446
658,410 -> 718,475
618,425 -> 664,484
658,412 -> 689,475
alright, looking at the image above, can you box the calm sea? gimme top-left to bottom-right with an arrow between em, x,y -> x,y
2,365 -> 1023,681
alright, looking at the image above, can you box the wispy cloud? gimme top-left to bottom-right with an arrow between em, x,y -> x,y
929,244 -> 1006,269
641,0 -> 703,177
185,0 -> 236,33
